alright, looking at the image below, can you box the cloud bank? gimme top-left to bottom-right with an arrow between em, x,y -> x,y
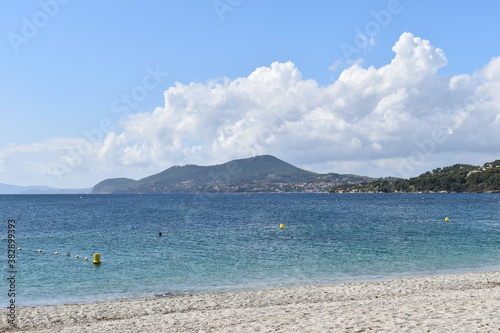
2,32 -> 500,186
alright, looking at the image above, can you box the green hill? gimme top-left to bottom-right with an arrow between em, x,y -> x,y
329,160 -> 500,193
91,178 -> 136,194
91,155 -> 372,194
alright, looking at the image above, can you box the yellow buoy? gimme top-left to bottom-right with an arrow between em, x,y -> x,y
93,253 -> 101,264
279,223 -> 285,229
445,217 -> 450,222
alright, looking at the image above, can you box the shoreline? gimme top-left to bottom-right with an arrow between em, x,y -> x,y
17,265 -> 500,309
2,271 -> 499,332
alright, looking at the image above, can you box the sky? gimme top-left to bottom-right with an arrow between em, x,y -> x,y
1,0 -> 500,188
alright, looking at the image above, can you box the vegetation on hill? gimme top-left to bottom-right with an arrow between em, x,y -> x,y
91,155 -> 372,194
329,160 -> 500,193
91,178 -> 136,194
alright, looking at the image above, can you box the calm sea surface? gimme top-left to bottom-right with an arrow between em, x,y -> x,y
1,193 -> 499,307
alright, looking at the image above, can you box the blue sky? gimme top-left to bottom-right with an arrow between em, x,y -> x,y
1,0 -> 500,188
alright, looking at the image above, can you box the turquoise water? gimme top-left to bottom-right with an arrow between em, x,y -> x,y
1,193 -> 499,307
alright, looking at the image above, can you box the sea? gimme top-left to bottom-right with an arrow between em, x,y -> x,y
1,193 -> 499,308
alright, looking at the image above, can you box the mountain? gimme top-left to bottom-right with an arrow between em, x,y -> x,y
90,178 -> 136,194
91,155 -> 373,194
329,160 -> 500,193
20,187 -> 93,194
0,183 -> 92,195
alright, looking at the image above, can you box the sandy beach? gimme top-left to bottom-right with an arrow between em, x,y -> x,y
1,271 -> 499,332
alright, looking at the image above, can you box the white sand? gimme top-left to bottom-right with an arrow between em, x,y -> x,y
1,271 -> 499,332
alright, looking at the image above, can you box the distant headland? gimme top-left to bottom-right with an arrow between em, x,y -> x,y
329,160 -> 500,193
90,155 -> 373,194
91,155 -> 500,194
2,155 -> 498,194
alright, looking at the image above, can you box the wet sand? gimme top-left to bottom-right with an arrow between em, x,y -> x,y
1,271 -> 499,332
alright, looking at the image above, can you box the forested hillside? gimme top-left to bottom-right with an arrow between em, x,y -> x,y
330,160 -> 500,193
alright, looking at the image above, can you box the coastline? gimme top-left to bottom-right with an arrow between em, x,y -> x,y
1,271 -> 498,332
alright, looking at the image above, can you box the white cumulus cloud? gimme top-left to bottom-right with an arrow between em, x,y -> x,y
94,32 -> 499,178
1,32 -> 499,186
